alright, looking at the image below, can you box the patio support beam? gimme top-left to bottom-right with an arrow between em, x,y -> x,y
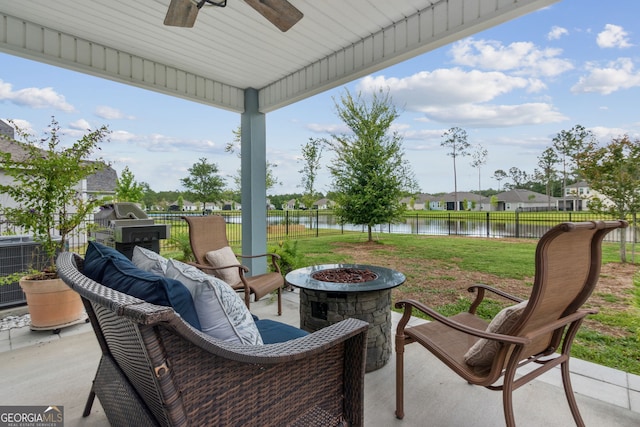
240,88 -> 268,275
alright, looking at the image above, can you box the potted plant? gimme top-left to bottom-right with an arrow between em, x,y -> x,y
0,117 -> 110,331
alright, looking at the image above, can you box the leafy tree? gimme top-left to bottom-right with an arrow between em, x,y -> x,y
578,135 -> 640,262
470,144 -> 488,195
506,167 -> 529,189
115,166 -> 144,203
298,137 -> 325,210
140,182 -> 155,210
226,125 -> 281,193
180,158 -> 225,212
536,147 -> 559,209
327,89 -> 417,241
552,125 -> 595,211
493,169 -> 508,191
0,118 -> 110,272
490,195 -> 498,210
441,127 -> 470,210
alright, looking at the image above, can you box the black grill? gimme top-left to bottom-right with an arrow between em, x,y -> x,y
92,203 -> 169,259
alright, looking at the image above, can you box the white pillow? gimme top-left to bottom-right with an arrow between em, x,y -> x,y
132,246 -> 169,275
205,246 -> 242,285
464,300 -> 528,367
165,259 -> 262,345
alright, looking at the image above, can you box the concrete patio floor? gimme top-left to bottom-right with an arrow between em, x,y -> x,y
1,289 -> 639,427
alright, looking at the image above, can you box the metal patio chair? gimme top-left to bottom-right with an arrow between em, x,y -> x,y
395,220 -> 628,427
183,215 -> 284,315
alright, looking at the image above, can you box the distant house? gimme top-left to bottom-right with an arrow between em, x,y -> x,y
490,189 -> 557,212
440,192 -> 485,211
312,198 -> 335,210
400,193 -> 435,210
560,181 -> 612,211
284,199 -> 305,210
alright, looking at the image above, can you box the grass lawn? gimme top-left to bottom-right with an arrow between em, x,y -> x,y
289,232 -> 640,375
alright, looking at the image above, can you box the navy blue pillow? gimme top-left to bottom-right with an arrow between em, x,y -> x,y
255,319 -> 309,344
84,242 -> 201,330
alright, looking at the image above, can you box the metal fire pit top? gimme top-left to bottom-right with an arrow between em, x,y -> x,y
285,264 -> 405,293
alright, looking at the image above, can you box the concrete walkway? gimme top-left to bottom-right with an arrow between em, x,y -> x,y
1,290 -> 639,426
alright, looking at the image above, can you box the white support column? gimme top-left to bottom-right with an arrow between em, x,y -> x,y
240,88 -> 268,275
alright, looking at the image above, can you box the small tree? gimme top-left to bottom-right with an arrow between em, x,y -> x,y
115,166 -> 144,203
507,167 -> 529,189
180,158 -> 225,212
0,117 -> 110,275
298,137 -> 325,210
470,144 -> 488,196
493,169 -> 507,191
553,125 -> 594,211
441,127 -> 470,211
578,135 -> 640,262
327,89 -> 417,241
537,147 -> 559,209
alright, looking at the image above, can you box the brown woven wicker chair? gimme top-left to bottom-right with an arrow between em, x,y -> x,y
395,220 -> 627,427
183,215 -> 284,315
56,251 -> 368,427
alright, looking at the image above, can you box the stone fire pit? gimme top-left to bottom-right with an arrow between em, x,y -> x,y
285,264 -> 405,372
311,267 -> 378,283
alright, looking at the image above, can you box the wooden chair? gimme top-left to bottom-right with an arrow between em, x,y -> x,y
56,251 -> 368,427
395,220 -> 628,427
183,215 -> 284,315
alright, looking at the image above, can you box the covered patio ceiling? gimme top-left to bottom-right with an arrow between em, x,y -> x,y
0,0 -> 558,114
0,0 -> 558,272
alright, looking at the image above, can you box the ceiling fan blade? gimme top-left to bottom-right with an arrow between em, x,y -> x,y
164,0 -> 200,27
243,0 -> 303,32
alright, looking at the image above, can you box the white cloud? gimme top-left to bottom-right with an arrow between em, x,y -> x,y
449,38 -> 573,77
306,123 -> 350,134
571,58 -> 640,94
95,105 -> 135,120
69,119 -> 92,130
589,126 -> 640,142
547,26 -> 569,40
0,80 -> 75,112
416,103 -> 567,127
597,24 -> 632,48
358,69 -> 533,110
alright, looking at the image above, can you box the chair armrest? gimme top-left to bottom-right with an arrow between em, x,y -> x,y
395,299 -> 530,346
467,284 -> 525,314
169,317 -> 369,363
236,253 -> 283,274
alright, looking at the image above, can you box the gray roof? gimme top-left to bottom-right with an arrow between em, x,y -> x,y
495,189 -> 556,203
441,192 -> 484,202
86,165 -> 117,193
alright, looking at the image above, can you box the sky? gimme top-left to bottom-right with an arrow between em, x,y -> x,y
2,0 -> 640,196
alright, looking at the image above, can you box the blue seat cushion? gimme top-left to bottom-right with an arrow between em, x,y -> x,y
255,319 -> 309,344
83,241 -> 202,330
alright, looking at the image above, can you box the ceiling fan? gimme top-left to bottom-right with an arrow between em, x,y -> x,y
164,0 -> 303,32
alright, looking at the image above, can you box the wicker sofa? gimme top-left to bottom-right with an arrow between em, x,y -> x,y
56,251 -> 369,427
